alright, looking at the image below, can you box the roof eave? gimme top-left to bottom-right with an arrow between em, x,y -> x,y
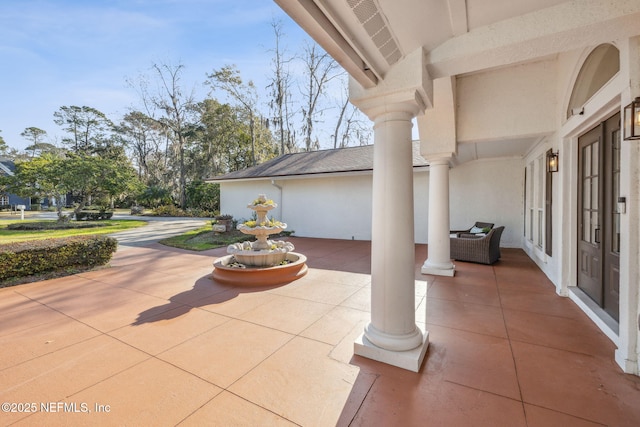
206,165 -> 429,184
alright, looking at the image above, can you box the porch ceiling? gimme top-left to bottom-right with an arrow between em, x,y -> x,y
275,0 -> 640,162
454,137 -> 544,165
276,0 -> 640,83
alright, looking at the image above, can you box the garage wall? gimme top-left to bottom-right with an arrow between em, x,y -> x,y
220,172 -> 430,243
219,157 -> 523,247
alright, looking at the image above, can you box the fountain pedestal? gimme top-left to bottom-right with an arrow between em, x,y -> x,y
212,194 -> 307,286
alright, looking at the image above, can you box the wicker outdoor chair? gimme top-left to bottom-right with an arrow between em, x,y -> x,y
450,221 -> 494,238
450,226 -> 505,265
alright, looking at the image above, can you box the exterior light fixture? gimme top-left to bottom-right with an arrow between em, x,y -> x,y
623,97 -> 640,140
547,150 -> 559,173
618,196 -> 627,214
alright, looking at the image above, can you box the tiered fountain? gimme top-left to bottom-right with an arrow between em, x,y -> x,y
212,194 -> 307,286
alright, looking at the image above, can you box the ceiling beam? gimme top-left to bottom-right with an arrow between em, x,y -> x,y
428,0 -> 640,78
447,0 -> 468,37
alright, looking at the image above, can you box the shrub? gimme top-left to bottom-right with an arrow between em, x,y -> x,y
7,221 -> 109,230
185,180 -> 220,212
152,205 -> 214,217
139,185 -> 173,208
75,210 -> 114,221
153,205 -> 185,217
0,235 -> 118,282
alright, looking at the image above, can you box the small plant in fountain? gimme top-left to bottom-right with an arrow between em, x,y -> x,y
242,217 -> 284,228
251,197 -> 276,207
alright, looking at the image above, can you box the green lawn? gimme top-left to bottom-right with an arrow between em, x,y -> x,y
159,227 -> 253,251
0,219 -> 147,244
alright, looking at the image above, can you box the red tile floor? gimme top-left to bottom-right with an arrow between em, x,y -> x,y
1,237 -> 639,426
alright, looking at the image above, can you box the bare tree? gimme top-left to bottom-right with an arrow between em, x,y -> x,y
206,65 -> 260,166
118,111 -> 164,182
300,42 -> 340,151
267,19 -> 296,155
332,85 -> 372,149
128,62 -> 198,208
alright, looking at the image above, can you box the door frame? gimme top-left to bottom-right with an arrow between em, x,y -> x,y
576,112 -> 620,322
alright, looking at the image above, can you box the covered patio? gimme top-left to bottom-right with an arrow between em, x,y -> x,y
2,239 -> 639,426
271,0 -> 640,377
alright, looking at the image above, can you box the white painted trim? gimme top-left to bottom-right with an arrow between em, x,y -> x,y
568,287 -> 620,345
208,167 -> 430,184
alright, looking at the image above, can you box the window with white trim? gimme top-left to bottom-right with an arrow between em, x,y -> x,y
524,154 -> 547,250
526,161 -> 534,241
536,156 -> 544,248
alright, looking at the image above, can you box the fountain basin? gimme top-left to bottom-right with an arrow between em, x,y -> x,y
237,225 -> 285,235
232,250 -> 287,267
212,252 -> 308,286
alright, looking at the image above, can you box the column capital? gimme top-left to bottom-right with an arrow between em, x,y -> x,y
424,154 -> 453,166
349,47 -> 433,121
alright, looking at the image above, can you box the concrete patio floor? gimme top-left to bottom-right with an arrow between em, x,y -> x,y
2,237 -> 639,426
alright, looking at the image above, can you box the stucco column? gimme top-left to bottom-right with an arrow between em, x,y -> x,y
353,104 -> 429,372
421,157 -> 455,276
350,47 -> 432,372
367,108 -> 422,348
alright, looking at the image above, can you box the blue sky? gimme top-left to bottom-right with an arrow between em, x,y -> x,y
0,0 -> 314,151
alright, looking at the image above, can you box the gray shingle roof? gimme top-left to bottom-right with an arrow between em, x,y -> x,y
209,142 -> 428,181
0,158 -> 15,176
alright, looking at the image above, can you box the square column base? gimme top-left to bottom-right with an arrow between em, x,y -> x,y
354,326 -> 429,372
421,265 -> 455,276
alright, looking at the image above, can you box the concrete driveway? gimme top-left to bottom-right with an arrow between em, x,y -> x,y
107,215 -> 210,249
3,211 -> 210,250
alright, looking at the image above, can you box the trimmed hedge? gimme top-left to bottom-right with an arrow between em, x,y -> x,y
7,221 -> 110,231
0,235 -> 118,282
75,210 -> 114,221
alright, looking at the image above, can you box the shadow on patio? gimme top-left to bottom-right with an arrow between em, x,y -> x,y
1,237 -> 639,426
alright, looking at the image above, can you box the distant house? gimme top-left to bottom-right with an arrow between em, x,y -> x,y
208,142 -> 523,246
0,158 -> 31,210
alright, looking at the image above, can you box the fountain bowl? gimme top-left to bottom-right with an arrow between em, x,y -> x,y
212,252 -> 308,287
233,250 -> 287,267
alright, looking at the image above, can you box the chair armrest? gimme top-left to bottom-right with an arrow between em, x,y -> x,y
450,229 -> 499,264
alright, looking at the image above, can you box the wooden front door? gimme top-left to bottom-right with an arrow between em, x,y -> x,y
577,112 -> 620,321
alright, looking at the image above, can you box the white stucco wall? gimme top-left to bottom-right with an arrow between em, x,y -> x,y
220,172 -> 429,244
219,158 -> 523,247
456,58 -> 557,142
219,180 -> 281,222
276,174 -> 373,241
450,158 -> 524,248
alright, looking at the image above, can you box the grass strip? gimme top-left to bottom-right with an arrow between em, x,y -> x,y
159,227 -> 254,251
0,219 -> 147,243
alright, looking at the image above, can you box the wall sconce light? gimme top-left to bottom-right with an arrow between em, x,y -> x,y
618,197 -> 626,214
546,150 -> 559,173
623,97 -> 640,140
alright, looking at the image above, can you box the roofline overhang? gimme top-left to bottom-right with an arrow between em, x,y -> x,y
274,0 -> 378,88
206,165 -> 429,184
0,162 -> 14,176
